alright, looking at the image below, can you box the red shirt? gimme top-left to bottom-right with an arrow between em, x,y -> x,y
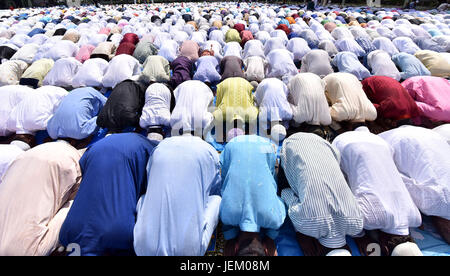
234,23 -> 245,33
121,33 -> 140,45
276,24 -> 291,35
362,76 -> 421,120
115,42 -> 136,56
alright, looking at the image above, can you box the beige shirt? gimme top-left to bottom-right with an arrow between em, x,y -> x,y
0,141 -> 82,256
21,58 -> 54,87
415,50 -> 450,78
141,55 -> 170,83
91,42 -> 117,59
324,73 -> 377,123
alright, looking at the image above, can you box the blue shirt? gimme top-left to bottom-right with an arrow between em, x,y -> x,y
47,87 -> 107,140
134,136 -> 222,256
219,135 -> 286,240
59,133 -> 158,256
355,37 -> 376,55
332,52 -> 372,80
392,52 -> 431,80
193,56 -> 221,84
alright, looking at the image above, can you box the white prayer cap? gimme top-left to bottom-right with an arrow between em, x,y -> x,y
271,124 -> 286,142
147,132 -> 163,142
10,140 -> 31,151
391,242 -> 423,256
326,249 -> 352,256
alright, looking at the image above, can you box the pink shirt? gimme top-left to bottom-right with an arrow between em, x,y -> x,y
98,27 -> 111,35
180,40 -> 200,61
402,76 -> 450,122
75,44 -> 95,63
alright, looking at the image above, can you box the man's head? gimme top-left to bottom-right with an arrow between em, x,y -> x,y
378,231 -> 418,256
227,127 -> 245,142
237,238 -> 266,256
11,134 -> 36,150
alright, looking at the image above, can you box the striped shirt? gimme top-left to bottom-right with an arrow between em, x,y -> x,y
280,133 -> 363,249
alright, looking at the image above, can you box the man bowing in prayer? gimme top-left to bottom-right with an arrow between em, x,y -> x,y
59,133 -> 159,256
279,132 -> 363,256
220,134 -> 286,256
333,126 -> 423,256
0,88 -> 102,255
379,126 -> 450,245
134,135 -> 221,256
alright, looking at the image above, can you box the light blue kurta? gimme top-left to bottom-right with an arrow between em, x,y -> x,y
219,135 -> 286,240
134,136 -> 222,256
47,87 -> 107,140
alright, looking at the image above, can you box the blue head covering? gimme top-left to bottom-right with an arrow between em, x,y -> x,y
47,87 -> 107,140
278,18 -> 290,27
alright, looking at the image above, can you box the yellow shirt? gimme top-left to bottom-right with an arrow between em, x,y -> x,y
225,29 -> 242,44
214,77 -> 258,123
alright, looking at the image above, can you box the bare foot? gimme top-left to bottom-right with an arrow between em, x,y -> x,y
431,216 -> 450,244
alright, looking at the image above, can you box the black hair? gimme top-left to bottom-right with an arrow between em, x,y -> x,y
237,238 -> 266,256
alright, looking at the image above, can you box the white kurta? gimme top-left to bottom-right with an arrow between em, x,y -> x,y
102,55 -> 141,89
367,50 -> 401,81
372,37 -> 400,56
433,124 -> 450,145
6,86 -> 68,135
265,49 -> 298,84
264,37 -> 286,56
300,49 -> 334,78
287,37 -> 311,61
10,43 -> 39,64
288,73 -> 332,126
0,85 -> 33,136
42,57 -> 81,87
242,39 -> 265,59
379,126 -> 450,220
243,56 -> 266,82
254,78 -> 293,125
392,37 -> 421,55
170,80 -> 214,133
0,144 -> 24,186
72,58 -> 109,88
139,83 -> 172,129
332,127 -> 422,235
43,40 -> 79,61
223,41 -> 242,59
